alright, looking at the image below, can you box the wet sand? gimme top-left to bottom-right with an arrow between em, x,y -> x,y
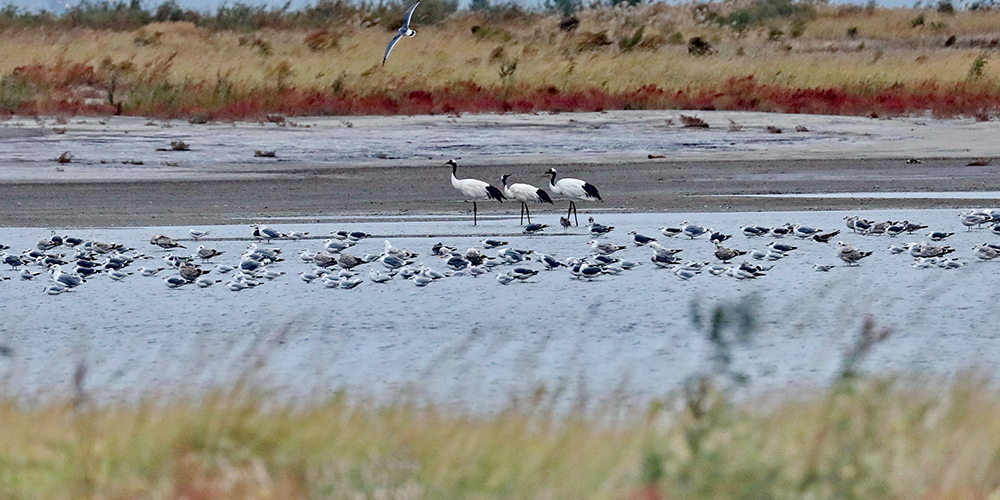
2,157 -> 998,227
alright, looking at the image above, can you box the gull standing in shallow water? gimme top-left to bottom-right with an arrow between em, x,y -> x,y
382,1 -> 421,66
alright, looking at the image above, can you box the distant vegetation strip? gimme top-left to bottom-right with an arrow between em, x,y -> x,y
2,0 -> 1000,118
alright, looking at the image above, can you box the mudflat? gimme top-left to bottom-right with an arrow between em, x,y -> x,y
1,157 -> 998,227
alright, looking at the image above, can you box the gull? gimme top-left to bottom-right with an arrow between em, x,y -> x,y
649,242 -> 683,259
495,272 -> 514,285
299,269 -> 324,283
449,159 -> 505,225
771,226 -> 792,238
586,217 -> 614,236
707,264 -> 729,276
961,212 -> 990,231
864,221 -> 892,236
370,269 -> 394,283
20,268 -> 41,280
543,168 -> 602,226
380,253 -> 408,270
658,226 -> 682,238
885,222 -> 907,237
338,253 -> 364,269
150,234 -> 184,250
912,257 -> 938,269
750,248 -> 767,260
196,245 -> 224,261
508,267 -> 539,281
927,231 -> 954,241
431,242 -> 457,256
324,238 -> 354,253
560,216 -> 572,231
576,261 -> 605,280
50,264 -> 84,288
589,240 -> 625,255
258,268 -> 285,280
446,255 -> 470,271
792,225 -> 822,239
163,275 -> 188,288
741,225 -> 770,237
536,253 -> 566,270
674,267 -> 699,280
836,241 -> 872,266
384,240 -> 418,260
2,252 -> 24,270
813,264 -> 835,272
299,249 -> 318,262
321,275 -> 341,288
709,231 -> 731,244
340,277 -> 363,289
189,229 -> 210,240
287,230 -> 308,240
195,276 -> 218,288
911,242 -> 955,258
767,242 -> 797,253
812,230 -> 841,243
251,224 -> 285,242
413,274 -> 433,287
45,283 -> 69,295
524,223 -> 548,234
481,238 -> 507,249
713,243 -> 747,263
382,1 -> 421,66
765,249 -> 787,261
498,247 -> 526,264
681,222 -> 709,239
887,243 -> 909,254
620,259 -> 640,269
501,174 -> 553,224
178,262 -> 208,282
226,280 -> 256,292
937,258 -> 965,269
974,243 -> 1000,261
628,231 -> 657,246
108,269 -> 131,281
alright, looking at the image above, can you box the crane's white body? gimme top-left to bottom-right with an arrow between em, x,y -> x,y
501,174 -> 553,224
449,159 -> 504,225
543,168 -> 601,226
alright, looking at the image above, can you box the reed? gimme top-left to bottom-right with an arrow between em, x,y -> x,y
1,3 -> 1000,118
2,374 -> 1000,499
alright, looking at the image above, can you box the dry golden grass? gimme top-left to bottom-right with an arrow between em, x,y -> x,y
4,376 -> 1000,499
1,4 -> 1000,117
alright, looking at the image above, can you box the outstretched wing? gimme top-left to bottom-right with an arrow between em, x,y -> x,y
382,32 -> 404,66
402,1 -> 420,29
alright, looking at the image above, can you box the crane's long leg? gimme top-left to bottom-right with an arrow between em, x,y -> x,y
473,201 -> 478,226
569,201 -> 579,226
520,202 -> 525,224
523,203 -> 532,224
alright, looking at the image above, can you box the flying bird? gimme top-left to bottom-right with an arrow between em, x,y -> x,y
382,1 -> 420,66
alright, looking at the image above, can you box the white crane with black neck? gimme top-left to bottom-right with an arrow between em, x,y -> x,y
500,174 -> 553,225
448,159 -> 505,225
542,168 -> 602,226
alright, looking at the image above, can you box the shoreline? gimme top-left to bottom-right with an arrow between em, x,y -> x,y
2,157 -> 999,227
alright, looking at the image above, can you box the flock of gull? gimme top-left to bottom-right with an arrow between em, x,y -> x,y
2,207 -> 999,294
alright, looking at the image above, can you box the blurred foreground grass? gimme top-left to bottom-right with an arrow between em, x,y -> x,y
3,374 -> 1000,499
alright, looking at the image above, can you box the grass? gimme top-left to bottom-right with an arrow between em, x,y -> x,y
1,3 -> 1000,119
3,375 -> 1000,499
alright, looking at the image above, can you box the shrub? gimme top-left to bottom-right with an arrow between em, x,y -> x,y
688,36 -> 713,56
619,26 -> 644,52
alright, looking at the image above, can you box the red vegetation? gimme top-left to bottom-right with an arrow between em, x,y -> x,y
3,63 -> 999,120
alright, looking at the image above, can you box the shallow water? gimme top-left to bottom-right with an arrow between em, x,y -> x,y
2,209 -> 999,411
